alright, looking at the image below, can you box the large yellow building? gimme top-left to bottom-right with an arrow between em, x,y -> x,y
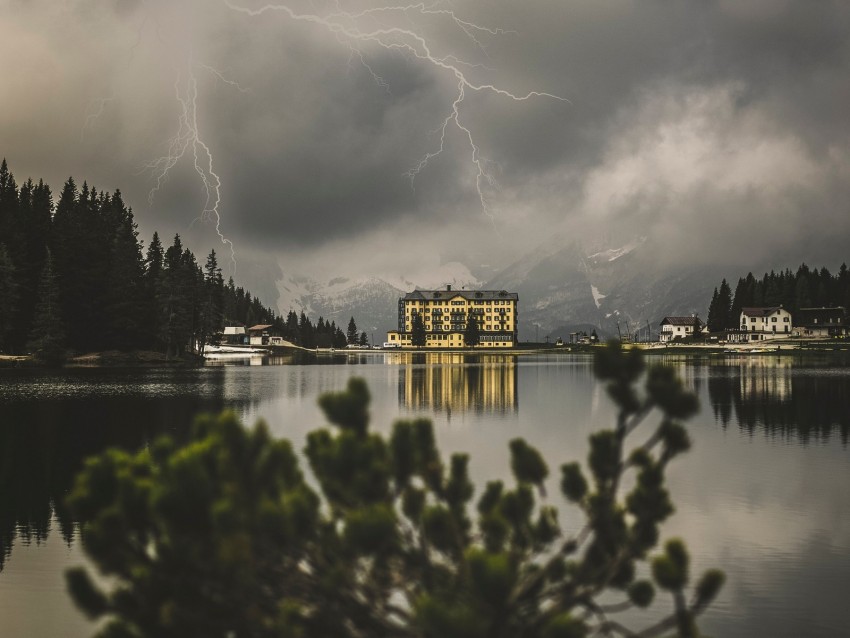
386,285 -> 519,348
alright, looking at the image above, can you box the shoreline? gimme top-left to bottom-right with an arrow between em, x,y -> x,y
3,340 -> 848,368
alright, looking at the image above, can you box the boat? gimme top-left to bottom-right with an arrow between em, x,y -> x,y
203,344 -> 270,357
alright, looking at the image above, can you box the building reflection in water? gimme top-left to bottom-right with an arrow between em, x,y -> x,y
706,355 -> 850,444
393,352 -> 517,416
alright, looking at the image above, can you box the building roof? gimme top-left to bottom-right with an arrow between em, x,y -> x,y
402,289 -> 518,302
741,307 -> 785,317
248,324 -> 274,332
223,326 -> 246,335
660,316 -> 701,326
795,307 -> 845,325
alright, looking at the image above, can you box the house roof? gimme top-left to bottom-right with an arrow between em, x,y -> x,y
223,326 -> 246,335
741,307 -> 784,317
795,307 -> 845,325
248,324 -> 274,332
402,289 -> 518,302
660,316 -> 701,326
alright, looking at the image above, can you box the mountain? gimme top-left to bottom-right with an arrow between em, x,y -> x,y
486,237 -> 716,341
276,262 -> 481,338
275,241 -> 719,342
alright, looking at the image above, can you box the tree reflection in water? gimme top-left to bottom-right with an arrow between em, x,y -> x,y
706,355 -> 850,444
0,368 -> 240,570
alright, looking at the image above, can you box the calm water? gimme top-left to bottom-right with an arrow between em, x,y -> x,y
1,352 -> 850,637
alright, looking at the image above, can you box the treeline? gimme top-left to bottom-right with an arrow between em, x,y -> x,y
0,159 -> 354,359
707,264 -> 850,331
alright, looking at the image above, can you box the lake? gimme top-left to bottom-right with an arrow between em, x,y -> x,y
1,351 -> 849,637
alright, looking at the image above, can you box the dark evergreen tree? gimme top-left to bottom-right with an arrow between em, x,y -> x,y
158,235 -> 195,357
706,288 -> 720,333
66,346 -> 724,638
285,310 -> 299,342
794,276 -> 812,311
0,246 -> 18,352
104,204 -> 146,350
763,271 -> 783,307
692,315 -> 703,341
464,310 -> 480,347
198,250 -> 224,353
27,251 -> 65,365
730,274 -> 755,327
346,316 -> 358,345
717,279 -> 733,329
359,331 -> 368,347
299,312 -> 315,348
8,176 -> 51,351
411,313 -> 426,348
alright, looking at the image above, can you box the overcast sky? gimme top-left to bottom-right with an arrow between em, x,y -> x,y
3,0 -> 849,293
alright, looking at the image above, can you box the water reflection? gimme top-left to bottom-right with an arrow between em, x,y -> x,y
2,356 -> 850,638
396,353 -> 517,416
704,356 -> 850,444
0,368 -> 251,571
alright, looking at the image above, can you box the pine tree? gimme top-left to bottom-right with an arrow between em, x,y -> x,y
464,310 -> 480,347
300,312 -> 316,348
0,246 -> 18,352
104,205 -> 145,350
198,250 -> 224,353
27,251 -> 65,365
411,313 -> 426,348
66,346 -> 724,638
795,276 -> 812,311
717,279 -> 733,329
706,288 -> 720,333
347,317 -> 358,345
359,331 -> 368,347
286,310 -> 299,342
692,314 -> 703,341
8,177 -> 51,352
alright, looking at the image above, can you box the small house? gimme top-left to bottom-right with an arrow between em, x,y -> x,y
792,307 -> 846,338
739,307 -> 792,341
659,316 -> 704,343
221,326 -> 247,345
247,324 -> 276,346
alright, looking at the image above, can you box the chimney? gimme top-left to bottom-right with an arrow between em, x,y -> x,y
447,284 -> 452,291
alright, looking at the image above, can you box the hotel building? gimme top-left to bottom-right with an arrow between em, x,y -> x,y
386,285 -> 519,348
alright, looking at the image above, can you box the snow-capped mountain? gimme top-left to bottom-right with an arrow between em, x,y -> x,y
276,262 -> 481,335
486,236 -> 716,340
276,241 -> 719,341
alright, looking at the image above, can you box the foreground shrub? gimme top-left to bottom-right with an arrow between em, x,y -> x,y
67,342 -> 723,637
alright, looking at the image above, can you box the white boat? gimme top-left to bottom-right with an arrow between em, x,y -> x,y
203,344 -> 270,357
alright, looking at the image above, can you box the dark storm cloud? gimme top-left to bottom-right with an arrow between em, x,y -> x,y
2,0 -> 849,278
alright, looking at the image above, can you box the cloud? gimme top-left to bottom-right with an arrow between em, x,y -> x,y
1,0 -> 849,288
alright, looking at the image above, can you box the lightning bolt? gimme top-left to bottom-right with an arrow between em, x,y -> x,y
199,63 -> 253,94
223,0 -> 569,224
144,56 -> 237,270
81,92 -> 115,141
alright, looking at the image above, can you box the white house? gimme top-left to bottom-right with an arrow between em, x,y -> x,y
222,326 -> 247,345
247,324 -> 276,346
739,307 -> 792,341
659,316 -> 703,343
